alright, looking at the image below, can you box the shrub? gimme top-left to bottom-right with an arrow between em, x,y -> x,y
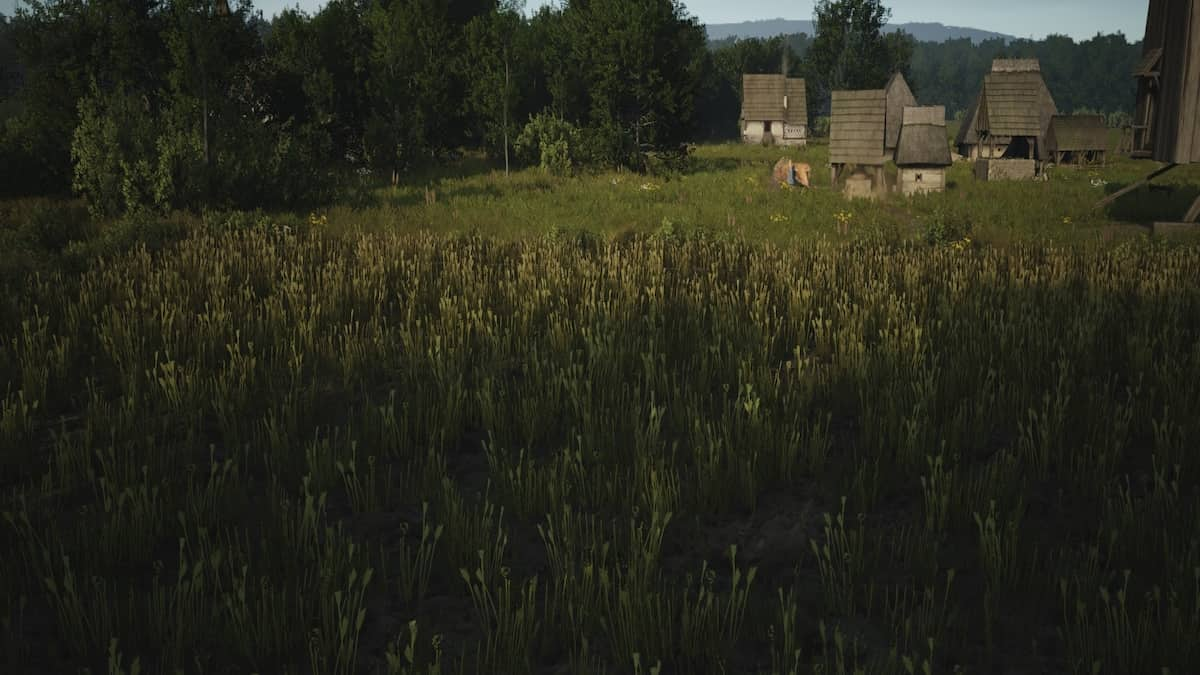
71,88 -> 164,218
514,111 -> 581,176
920,206 -> 974,246
72,88 -> 336,217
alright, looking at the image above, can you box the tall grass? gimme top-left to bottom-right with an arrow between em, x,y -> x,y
0,215 -> 1197,673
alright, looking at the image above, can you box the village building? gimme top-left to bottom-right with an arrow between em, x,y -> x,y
955,59 -> 1058,172
740,75 -> 808,146
829,88 -> 887,194
828,72 -> 920,195
1045,114 -> 1109,165
895,106 -> 952,195
1133,0 -> 1200,167
1104,0 -> 1200,228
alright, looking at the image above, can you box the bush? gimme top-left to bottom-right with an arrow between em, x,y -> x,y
71,88 -> 164,218
810,115 -> 831,138
920,206 -> 974,246
514,111 -> 581,176
72,88 -> 337,217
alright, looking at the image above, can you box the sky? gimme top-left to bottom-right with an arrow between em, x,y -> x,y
0,0 -> 1149,42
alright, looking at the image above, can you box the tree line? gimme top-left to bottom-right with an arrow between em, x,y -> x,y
0,0 -> 1144,215
712,29 -> 1143,123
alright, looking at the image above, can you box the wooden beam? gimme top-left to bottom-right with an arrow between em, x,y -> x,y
1093,163 -> 1179,210
1185,194 -> 1200,223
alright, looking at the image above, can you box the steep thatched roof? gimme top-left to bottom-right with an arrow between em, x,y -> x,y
884,72 -> 918,152
979,71 -> 1057,137
992,59 -> 1041,73
1139,0 -> 1200,164
1045,114 -> 1109,152
955,94 -> 982,147
896,106 -> 952,166
741,75 -> 808,126
830,89 -> 887,166
957,59 -> 1058,154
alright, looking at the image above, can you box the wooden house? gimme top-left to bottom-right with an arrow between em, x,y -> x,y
829,89 -> 887,190
955,59 -> 1058,165
740,75 -> 808,147
1098,0 -> 1200,225
895,106 -> 952,195
1132,0 -> 1200,165
1045,114 -> 1109,165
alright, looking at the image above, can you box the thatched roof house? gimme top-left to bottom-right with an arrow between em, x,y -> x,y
829,89 -> 886,186
896,106 -> 952,195
1045,114 -> 1109,165
884,72 -> 918,157
1132,0 -> 1199,164
741,74 -> 809,146
955,59 -> 1058,162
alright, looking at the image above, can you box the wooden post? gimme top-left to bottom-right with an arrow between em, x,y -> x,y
1094,163 -> 1180,210
503,48 -> 510,176
1184,194 -> 1200,223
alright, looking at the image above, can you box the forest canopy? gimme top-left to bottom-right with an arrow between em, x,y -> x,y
0,0 -> 1143,212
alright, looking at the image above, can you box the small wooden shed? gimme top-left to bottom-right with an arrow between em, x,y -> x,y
1045,114 -> 1109,165
895,106 -> 952,195
829,89 -> 887,190
741,74 -> 809,147
884,72 -> 918,160
955,59 -> 1058,165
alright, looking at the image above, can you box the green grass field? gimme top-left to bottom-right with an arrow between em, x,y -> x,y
304,135 -> 1200,246
1,143 -> 1199,675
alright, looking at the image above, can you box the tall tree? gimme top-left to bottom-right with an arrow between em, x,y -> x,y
543,0 -> 708,164
803,0 -> 909,116
464,1 -> 536,170
3,0 -> 168,194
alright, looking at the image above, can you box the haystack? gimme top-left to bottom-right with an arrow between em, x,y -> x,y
771,158 -> 811,188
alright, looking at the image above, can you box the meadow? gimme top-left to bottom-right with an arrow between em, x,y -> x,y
1,142 -> 1199,675
310,134 -> 1200,246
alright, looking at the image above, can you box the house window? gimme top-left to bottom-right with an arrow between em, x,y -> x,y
915,173 -> 924,182
764,121 -> 773,133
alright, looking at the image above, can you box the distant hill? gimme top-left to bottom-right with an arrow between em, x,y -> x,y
704,19 -> 1015,44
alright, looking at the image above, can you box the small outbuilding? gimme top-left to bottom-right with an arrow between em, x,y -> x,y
741,74 -> 809,147
829,89 -> 887,191
955,59 -> 1058,167
1045,114 -> 1109,165
895,106 -> 952,195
